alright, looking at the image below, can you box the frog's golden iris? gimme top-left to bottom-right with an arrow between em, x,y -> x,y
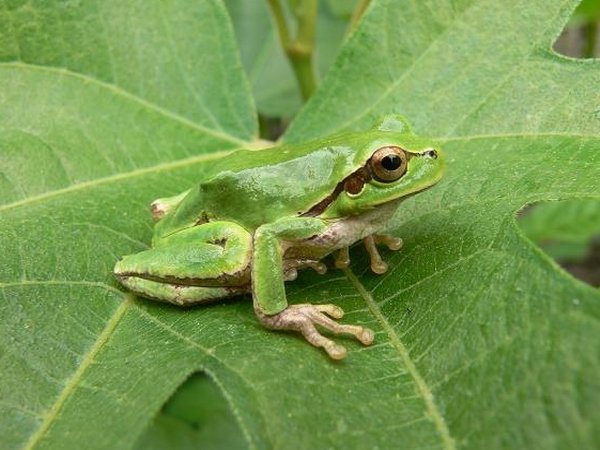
370,146 -> 408,182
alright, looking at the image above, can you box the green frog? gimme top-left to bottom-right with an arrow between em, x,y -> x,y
114,116 -> 444,359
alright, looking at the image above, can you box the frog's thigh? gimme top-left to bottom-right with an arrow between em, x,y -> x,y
115,222 -> 252,284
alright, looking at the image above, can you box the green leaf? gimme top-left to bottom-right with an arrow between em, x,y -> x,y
283,0 -> 600,141
0,0 -> 256,142
1,1 -> 599,450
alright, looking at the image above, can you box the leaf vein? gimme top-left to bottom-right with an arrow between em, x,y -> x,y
343,268 -> 456,450
132,305 -> 268,450
22,296 -> 132,450
0,150 -> 231,213
0,62 -> 247,146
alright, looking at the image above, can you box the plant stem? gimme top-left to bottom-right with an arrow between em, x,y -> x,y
267,0 -> 318,101
267,0 -> 291,48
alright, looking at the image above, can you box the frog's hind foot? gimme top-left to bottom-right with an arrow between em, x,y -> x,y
255,304 -> 374,360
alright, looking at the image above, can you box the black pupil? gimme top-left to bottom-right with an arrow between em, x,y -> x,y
381,154 -> 401,171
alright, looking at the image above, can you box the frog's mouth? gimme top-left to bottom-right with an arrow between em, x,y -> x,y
382,180 -> 437,203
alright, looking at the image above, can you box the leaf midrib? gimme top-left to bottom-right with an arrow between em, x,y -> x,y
0,150 -> 231,213
4,282 -> 265,450
22,296 -> 132,450
343,268 -> 456,450
0,62 -> 248,146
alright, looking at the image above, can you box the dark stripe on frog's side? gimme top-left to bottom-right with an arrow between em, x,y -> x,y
301,166 -> 371,217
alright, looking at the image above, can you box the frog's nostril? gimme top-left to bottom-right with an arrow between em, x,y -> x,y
423,149 -> 438,159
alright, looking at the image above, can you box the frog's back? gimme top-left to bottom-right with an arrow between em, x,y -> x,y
201,141 -> 356,229
155,137 -> 362,237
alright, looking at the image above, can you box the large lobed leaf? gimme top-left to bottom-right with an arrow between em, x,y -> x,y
284,0 -> 600,141
1,1 -> 599,450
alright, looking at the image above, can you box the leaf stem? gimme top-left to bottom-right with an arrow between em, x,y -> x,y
267,0 -> 318,101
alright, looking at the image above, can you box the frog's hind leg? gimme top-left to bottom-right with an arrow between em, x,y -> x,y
150,189 -> 191,221
114,221 -> 252,306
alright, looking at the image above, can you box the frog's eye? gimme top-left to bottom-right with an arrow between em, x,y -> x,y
370,146 -> 407,182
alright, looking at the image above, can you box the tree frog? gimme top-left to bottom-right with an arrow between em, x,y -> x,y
114,116 -> 444,359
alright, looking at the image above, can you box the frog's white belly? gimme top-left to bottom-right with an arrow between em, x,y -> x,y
283,200 -> 399,261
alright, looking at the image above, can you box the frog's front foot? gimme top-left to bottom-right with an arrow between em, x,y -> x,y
363,234 -> 404,274
255,304 -> 374,360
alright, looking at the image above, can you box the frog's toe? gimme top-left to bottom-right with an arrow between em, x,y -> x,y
284,267 -> 298,281
323,342 -> 347,360
299,321 -> 348,360
314,303 -> 344,319
334,247 -> 351,269
150,200 -> 168,220
311,262 -> 328,275
363,235 -> 389,274
374,234 -> 403,251
357,327 -> 375,345
308,308 -> 374,345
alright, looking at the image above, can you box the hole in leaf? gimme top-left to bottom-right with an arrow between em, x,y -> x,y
517,199 -> 600,287
134,372 -> 247,449
259,113 -> 288,140
553,0 -> 600,58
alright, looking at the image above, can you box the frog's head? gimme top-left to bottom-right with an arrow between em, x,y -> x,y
319,132 -> 445,219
